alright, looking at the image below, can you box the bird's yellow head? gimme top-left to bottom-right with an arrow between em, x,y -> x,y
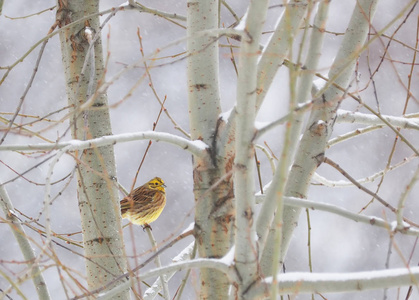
147,177 -> 166,192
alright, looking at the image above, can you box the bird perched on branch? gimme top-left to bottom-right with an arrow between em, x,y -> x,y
120,177 -> 166,228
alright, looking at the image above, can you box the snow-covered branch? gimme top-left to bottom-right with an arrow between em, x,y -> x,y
256,195 -> 419,236
0,131 -> 208,157
143,242 -> 195,300
256,108 -> 419,141
96,258 -> 234,300
337,110 -> 419,130
251,266 -> 419,296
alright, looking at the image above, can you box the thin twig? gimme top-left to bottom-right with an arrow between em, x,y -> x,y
323,157 -> 419,228
137,27 -> 190,138
313,72 -> 419,157
71,229 -> 194,299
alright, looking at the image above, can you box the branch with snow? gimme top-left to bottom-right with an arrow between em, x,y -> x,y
255,195 -> 419,236
249,266 -> 419,296
336,110 -> 419,130
143,242 -> 195,300
256,108 -> 419,141
96,258 -> 235,300
0,131 -> 208,157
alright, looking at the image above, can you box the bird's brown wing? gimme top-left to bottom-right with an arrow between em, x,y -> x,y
120,185 -> 156,213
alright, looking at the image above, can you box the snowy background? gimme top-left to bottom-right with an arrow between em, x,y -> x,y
1,0 -> 419,299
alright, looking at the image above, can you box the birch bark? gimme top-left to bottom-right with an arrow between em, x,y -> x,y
58,1 -> 128,298
187,0 -> 234,298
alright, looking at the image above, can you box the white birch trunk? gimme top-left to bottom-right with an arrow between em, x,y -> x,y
187,0 -> 235,298
58,1 -> 128,298
233,0 -> 269,297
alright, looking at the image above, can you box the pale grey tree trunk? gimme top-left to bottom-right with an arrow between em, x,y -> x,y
58,1 -> 128,298
187,0 -> 235,298
233,0 -> 269,297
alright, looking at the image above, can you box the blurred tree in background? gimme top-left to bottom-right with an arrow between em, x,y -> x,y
1,0 -> 419,299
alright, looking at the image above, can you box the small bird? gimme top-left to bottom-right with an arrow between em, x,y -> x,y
120,177 -> 166,227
